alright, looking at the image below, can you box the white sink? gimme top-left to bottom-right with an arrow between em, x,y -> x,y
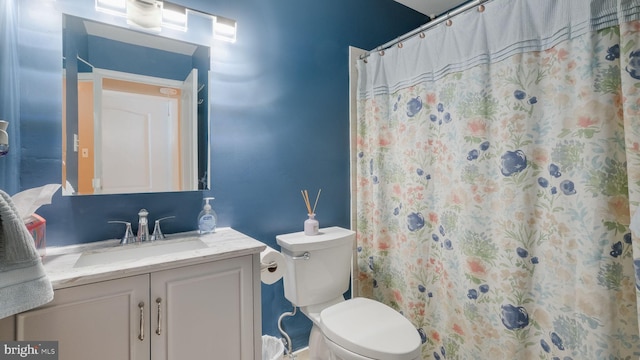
74,238 -> 208,268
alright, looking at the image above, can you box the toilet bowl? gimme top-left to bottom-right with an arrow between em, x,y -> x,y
276,227 -> 421,360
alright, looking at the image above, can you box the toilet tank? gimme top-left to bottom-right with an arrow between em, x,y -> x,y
276,227 -> 355,307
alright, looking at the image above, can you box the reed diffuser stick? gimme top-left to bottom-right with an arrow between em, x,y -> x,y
301,189 -> 322,215
312,189 -> 321,214
301,190 -> 312,214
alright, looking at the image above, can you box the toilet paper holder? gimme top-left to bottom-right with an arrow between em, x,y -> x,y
260,246 -> 286,284
261,261 -> 279,273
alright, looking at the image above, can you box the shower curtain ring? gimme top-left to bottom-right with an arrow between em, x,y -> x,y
419,32 -> 426,39
379,50 -> 385,56
445,12 -> 453,26
478,4 -> 485,12
397,42 -> 403,48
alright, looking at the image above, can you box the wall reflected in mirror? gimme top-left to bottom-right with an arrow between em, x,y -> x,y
62,14 -> 210,195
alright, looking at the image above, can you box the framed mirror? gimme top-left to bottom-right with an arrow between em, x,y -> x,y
62,12 -> 211,195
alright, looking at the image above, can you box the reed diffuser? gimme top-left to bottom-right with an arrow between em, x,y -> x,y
301,189 -> 321,235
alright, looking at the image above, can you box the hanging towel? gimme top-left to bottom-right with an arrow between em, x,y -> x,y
0,189 -> 53,319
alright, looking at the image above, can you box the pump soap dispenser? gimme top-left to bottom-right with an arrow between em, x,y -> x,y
198,197 -> 217,234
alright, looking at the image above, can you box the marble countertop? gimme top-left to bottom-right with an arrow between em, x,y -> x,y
41,227 -> 266,289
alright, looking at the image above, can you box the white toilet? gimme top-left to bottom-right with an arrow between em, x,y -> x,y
276,227 -> 421,360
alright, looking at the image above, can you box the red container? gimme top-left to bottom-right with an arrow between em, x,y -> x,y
24,213 -> 46,259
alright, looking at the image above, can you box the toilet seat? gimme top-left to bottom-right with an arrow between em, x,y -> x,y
319,297 -> 421,360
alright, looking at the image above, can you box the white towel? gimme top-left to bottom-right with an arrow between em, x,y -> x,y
0,189 -> 53,319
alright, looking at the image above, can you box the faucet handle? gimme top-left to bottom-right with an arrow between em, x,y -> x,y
109,221 -> 136,245
151,216 -> 176,241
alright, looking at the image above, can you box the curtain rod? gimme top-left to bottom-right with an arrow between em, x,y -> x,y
360,0 -> 489,60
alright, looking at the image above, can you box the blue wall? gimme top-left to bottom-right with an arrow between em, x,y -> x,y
2,0 -> 426,351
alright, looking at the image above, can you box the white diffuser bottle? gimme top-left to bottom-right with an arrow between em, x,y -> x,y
304,213 -> 319,236
197,197 -> 217,234
301,189 -> 322,236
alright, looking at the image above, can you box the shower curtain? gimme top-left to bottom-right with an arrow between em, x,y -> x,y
355,0 -> 640,358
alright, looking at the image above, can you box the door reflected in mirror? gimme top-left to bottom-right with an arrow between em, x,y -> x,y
62,14 -> 210,195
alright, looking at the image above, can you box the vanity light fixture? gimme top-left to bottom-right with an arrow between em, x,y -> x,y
95,0 -> 236,40
213,16 -> 237,43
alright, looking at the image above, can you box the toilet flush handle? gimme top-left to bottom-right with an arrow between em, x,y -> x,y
291,252 -> 310,260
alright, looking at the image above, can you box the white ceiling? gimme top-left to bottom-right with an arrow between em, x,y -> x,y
394,0 -> 469,17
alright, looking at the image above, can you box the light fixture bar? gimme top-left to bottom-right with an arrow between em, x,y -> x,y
95,0 -> 237,42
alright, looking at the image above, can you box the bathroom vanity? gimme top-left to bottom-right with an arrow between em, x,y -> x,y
0,228 -> 265,360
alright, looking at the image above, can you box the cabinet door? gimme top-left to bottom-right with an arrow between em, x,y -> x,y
16,275 -> 150,360
151,256 -> 254,360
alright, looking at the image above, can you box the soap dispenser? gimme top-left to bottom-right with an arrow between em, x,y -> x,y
198,197 -> 217,234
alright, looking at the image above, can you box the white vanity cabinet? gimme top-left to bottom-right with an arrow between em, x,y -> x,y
16,274 -> 150,359
14,255 -> 259,360
151,256 -> 256,360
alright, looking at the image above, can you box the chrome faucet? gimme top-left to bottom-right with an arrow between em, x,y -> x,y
112,210 -> 174,245
137,209 -> 150,242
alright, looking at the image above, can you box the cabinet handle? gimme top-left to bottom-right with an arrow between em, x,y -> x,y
138,302 -> 145,341
155,298 -> 162,336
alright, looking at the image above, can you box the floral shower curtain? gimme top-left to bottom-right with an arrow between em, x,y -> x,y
355,0 -> 640,358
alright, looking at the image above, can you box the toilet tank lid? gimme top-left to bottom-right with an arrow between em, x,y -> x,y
276,226 -> 355,252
